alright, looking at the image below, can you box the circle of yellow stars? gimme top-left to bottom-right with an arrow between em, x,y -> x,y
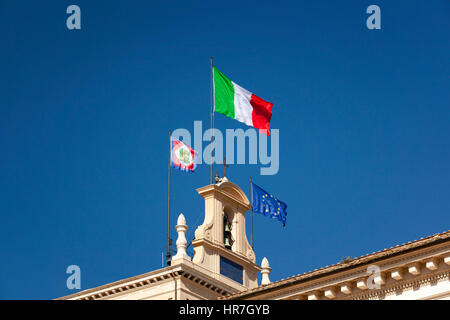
261,193 -> 282,217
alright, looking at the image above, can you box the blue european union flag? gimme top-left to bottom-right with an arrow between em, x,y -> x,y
251,182 -> 288,226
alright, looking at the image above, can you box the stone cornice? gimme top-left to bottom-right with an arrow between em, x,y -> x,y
352,269 -> 450,300
56,261 -> 239,300
191,238 -> 261,272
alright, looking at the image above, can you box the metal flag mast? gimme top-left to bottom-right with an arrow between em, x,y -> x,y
167,129 -> 172,265
210,57 -> 214,184
250,176 -> 254,249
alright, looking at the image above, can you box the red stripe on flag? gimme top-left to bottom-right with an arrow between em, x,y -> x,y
250,94 -> 273,136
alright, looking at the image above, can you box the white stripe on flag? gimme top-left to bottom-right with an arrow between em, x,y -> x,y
232,81 -> 253,126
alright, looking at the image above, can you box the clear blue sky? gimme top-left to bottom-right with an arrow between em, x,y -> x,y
0,1 -> 449,299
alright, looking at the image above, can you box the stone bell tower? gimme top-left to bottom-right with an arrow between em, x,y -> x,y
191,177 -> 260,290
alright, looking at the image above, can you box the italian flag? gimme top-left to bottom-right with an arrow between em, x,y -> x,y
213,66 -> 273,136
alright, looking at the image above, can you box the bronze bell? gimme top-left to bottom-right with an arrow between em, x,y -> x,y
224,237 -> 232,248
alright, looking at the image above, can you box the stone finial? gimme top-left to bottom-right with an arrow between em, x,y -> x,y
260,257 -> 272,285
172,213 -> 191,261
177,213 -> 186,225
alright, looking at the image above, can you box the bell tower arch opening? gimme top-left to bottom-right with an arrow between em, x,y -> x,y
223,207 -> 234,250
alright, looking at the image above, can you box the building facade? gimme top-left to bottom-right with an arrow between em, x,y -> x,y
221,230 -> 450,300
58,179 -> 450,300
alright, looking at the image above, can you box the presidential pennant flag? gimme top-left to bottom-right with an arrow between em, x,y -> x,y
213,66 -> 273,136
171,138 -> 197,172
252,182 -> 288,226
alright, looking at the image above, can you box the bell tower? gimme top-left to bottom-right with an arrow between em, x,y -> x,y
191,177 -> 260,289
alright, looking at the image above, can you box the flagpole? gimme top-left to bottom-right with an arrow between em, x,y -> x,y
250,176 -> 254,249
210,56 -> 214,184
167,129 -> 171,265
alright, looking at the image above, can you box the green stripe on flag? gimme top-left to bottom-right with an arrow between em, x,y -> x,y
213,67 -> 235,119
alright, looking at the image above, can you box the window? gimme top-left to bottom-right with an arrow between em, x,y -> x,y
220,256 -> 243,284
